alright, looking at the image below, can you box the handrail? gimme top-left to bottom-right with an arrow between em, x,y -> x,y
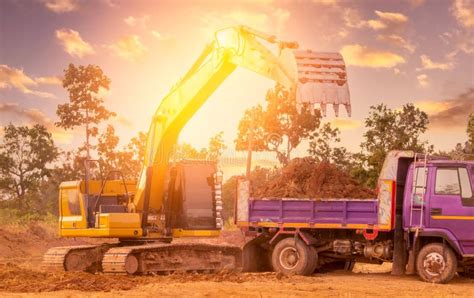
93,169 -> 130,213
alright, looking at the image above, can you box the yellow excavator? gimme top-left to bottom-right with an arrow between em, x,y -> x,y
43,26 -> 351,275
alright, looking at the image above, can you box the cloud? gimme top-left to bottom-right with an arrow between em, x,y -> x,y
415,88 -> 474,130
370,11 -> 413,57
109,35 -> 148,62
363,10 -> 408,31
0,102 -> 73,143
393,68 -> 404,75
328,118 -> 361,130
312,0 -> 339,5
418,55 -> 454,71
102,0 -> 118,7
0,65 -> 56,98
452,0 -> 474,28
377,34 -> 415,53
55,28 -> 95,58
374,10 -> 408,24
341,7 -> 366,29
200,8 -> 290,37
406,0 -> 425,8
340,44 -> 405,68
440,29 -> 474,56
35,76 -> 62,85
417,74 -> 429,87
114,115 -> 134,128
41,0 -> 78,13
151,30 -> 172,41
124,15 -> 150,28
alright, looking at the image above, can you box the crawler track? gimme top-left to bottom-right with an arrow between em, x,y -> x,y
42,244 -> 114,273
102,243 -> 242,275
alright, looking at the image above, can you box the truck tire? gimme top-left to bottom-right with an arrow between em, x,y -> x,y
271,238 -> 317,276
416,243 -> 457,284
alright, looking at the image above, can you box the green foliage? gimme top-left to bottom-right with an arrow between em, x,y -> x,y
221,175 -> 238,220
0,124 -> 58,211
56,64 -> 115,157
308,122 -> 358,173
468,113 -> 474,147
0,208 -> 57,226
208,131 -> 227,161
172,132 -> 227,162
358,103 -> 431,187
96,125 -> 145,180
235,84 -> 321,166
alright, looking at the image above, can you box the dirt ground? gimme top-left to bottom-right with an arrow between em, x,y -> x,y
0,223 -> 473,297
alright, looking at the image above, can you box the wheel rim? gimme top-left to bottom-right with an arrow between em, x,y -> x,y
279,247 -> 299,270
423,252 -> 446,277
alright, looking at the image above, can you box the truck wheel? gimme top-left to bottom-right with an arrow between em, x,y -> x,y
271,238 -> 317,276
416,243 -> 457,283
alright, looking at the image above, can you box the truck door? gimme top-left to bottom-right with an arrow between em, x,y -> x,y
428,165 -> 474,255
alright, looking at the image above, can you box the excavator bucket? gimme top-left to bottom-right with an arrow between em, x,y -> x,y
294,50 -> 351,117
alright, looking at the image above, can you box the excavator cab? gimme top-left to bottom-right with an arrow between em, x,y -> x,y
58,160 -> 222,239
167,160 -> 223,234
58,177 -> 142,238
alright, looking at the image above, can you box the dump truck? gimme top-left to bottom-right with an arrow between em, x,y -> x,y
238,151 -> 474,283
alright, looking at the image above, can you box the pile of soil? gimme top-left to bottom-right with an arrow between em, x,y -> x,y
252,158 -> 375,199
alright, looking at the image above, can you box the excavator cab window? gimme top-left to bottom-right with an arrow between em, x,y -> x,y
168,160 -> 218,230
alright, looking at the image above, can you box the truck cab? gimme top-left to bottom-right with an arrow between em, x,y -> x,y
403,159 -> 474,281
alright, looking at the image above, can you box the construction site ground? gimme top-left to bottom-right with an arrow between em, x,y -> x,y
1,222 -> 473,297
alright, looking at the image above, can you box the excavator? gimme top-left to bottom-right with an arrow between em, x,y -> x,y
43,25 -> 351,275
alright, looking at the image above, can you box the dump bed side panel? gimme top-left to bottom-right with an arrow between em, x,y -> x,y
248,199 -> 378,226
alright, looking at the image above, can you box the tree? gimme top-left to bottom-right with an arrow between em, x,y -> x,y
126,131 -> 147,178
0,124 -> 58,211
56,64 -> 115,159
235,84 -> 321,166
359,103 -> 431,187
171,132 -> 227,162
96,125 -> 146,180
207,131 -> 227,161
308,122 -> 355,172
440,113 -> 474,160
308,122 -> 341,162
468,113 -> 474,148
172,143 -> 208,161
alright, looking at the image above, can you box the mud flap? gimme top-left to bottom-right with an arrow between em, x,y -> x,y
242,234 -> 272,272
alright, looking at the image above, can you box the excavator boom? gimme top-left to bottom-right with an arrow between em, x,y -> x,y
133,26 -> 299,216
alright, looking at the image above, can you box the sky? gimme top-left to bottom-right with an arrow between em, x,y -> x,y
0,0 -> 473,173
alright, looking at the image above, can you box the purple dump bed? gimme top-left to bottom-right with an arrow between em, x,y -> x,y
248,198 -> 379,225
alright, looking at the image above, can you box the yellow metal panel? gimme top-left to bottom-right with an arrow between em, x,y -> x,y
60,228 -> 142,238
171,229 -> 221,237
60,216 -> 85,229
99,213 -> 141,229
